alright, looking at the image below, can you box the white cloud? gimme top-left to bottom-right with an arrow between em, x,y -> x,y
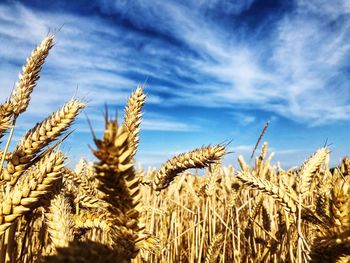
230,112 -> 256,126
141,118 -> 199,132
1,0 -> 350,130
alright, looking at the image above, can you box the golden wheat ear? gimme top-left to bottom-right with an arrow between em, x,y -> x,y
89,95 -> 158,261
123,85 -> 146,159
0,102 -> 13,139
236,163 -> 298,213
297,147 -> 329,196
310,229 -> 350,263
153,144 -> 226,191
2,99 -> 85,185
46,193 -> 74,251
330,176 -> 350,227
0,151 -> 65,235
205,233 -> 224,263
339,156 -> 350,176
310,176 -> 350,262
10,35 -> 54,116
72,208 -> 114,234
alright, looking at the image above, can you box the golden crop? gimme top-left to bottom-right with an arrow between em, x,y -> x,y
0,35 -> 349,263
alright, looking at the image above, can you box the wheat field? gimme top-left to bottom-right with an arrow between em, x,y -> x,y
0,35 -> 349,263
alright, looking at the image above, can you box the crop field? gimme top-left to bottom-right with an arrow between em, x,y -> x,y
0,35 -> 349,263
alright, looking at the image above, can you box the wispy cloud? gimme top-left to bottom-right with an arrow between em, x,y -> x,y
230,112 -> 256,126
142,115 -> 199,132
2,1 -> 350,126
1,0 -> 350,167
89,0 -> 350,125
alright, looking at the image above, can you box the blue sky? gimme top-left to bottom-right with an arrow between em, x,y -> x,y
1,0 -> 350,168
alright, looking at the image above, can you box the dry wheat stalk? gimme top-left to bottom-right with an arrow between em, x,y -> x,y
10,35 -> 54,116
153,145 -> 226,191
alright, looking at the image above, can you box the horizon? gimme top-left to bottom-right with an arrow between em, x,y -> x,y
1,0 -> 350,168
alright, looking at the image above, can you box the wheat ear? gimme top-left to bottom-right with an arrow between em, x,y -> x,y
236,170 -> 297,213
2,99 -> 84,185
73,209 -> 114,233
123,85 -> 146,158
205,233 -> 224,263
298,147 -> 328,196
310,228 -> 350,263
261,205 -> 272,232
62,167 -> 101,208
91,93 -> 161,258
46,193 -> 74,249
339,157 -> 350,176
153,144 -> 226,191
91,117 -> 148,259
335,256 -> 350,263
0,151 -> 65,235
330,177 -> 350,227
0,102 -> 13,139
10,35 -> 54,116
